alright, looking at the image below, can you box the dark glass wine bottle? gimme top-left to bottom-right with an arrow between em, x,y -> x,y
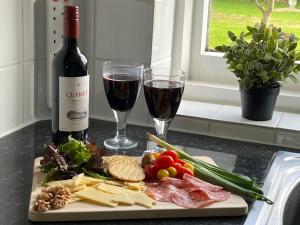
52,5 -> 89,145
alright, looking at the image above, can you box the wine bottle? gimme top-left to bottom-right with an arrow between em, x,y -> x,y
52,5 -> 89,145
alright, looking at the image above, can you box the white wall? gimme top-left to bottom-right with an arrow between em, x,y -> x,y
0,0 -> 155,137
0,0 -> 45,137
75,0 -> 154,125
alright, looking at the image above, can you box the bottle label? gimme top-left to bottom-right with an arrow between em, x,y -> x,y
59,76 -> 89,132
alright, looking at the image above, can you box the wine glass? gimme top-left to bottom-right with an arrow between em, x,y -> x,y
143,67 -> 186,140
102,60 -> 143,150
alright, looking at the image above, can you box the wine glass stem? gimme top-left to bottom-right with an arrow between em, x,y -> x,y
154,119 -> 170,141
113,110 -> 129,139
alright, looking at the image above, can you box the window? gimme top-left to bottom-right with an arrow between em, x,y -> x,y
169,0 -> 300,113
208,0 -> 300,52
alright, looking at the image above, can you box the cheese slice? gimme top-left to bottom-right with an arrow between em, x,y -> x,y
104,180 -> 125,187
73,173 -> 85,186
67,184 -> 86,193
96,183 -> 125,194
111,193 -> 135,205
74,188 -> 118,207
127,190 -> 156,208
81,176 -> 105,185
46,179 -> 74,187
125,182 -> 145,191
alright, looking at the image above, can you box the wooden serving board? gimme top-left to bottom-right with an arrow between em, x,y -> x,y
28,157 -> 248,221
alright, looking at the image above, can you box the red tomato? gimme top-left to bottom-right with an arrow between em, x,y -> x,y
154,155 -> 174,169
176,167 -> 194,179
144,164 -> 157,179
160,150 -> 178,161
176,159 -> 186,166
172,162 -> 183,171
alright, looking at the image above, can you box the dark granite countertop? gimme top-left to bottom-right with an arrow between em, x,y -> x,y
1,119 -> 298,225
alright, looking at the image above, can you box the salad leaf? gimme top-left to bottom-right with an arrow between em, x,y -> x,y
81,168 -> 113,180
59,136 -> 91,166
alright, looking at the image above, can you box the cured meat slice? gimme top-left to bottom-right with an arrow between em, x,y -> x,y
172,190 -> 215,208
161,177 -> 190,188
183,173 -> 223,191
146,183 -> 178,202
189,188 -> 230,202
145,174 -> 230,209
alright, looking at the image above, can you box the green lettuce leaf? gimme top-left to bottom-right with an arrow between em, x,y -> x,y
59,136 -> 91,166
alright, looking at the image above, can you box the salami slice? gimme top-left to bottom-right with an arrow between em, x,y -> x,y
161,177 -> 190,188
183,173 -> 223,191
172,190 -> 215,208
189,188 -> 230,202
145,174 -> 230,209
146,183 -> 178,202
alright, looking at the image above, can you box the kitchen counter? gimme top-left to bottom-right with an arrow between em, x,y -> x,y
0,119 -> 298,225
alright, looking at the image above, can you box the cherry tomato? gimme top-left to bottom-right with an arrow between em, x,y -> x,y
160,150 -> 178,161
153,152 -> 161,159
183,162 -> 194,172
157,169 -> 169,180
154,155 -> 174,169
167,166 -> 177,177
176,159 -> 186,166
141,153 -> 156,168
172,162 -> 183,171
144,164 -> 157,179
176,167 -> 194,179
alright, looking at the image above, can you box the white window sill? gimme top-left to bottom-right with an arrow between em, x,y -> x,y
170,100 -> 300,150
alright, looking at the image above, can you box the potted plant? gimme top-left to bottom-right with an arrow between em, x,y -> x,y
216,24 -> 300,121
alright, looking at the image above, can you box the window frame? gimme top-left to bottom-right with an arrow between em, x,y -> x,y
173,0 -> 300,113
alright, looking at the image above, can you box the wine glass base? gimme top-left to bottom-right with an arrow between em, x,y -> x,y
104,137 -> 138,150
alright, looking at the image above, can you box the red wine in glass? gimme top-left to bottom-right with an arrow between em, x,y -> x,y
103,74 -> 140,112
102,60 -> 143,150
143,80 -> 184,121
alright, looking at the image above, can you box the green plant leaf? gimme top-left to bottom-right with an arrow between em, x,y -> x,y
59,136 -> 91,166
215,46 -> 224,52
288,42 -> 297,51
268,38 -> 275,51
220,24 -> 299,89
236,64 -> 244,71
228,31 -> 237,41
289,34 -> 296,42
271,71 -> 282,80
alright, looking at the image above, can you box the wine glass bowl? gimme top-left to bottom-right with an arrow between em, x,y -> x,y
143,68 -> 185,140
102,61 -> 143,150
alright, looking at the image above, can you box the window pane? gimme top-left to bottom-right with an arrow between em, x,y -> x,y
208,0 -> 300,51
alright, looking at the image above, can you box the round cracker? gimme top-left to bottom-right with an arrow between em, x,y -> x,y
104,155 -> 137,165
107,159 -> 145,182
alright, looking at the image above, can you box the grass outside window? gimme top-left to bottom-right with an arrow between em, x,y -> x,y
209,0 -> 300,51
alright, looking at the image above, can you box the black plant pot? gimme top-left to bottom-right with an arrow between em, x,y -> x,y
240,86 -> 280,121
